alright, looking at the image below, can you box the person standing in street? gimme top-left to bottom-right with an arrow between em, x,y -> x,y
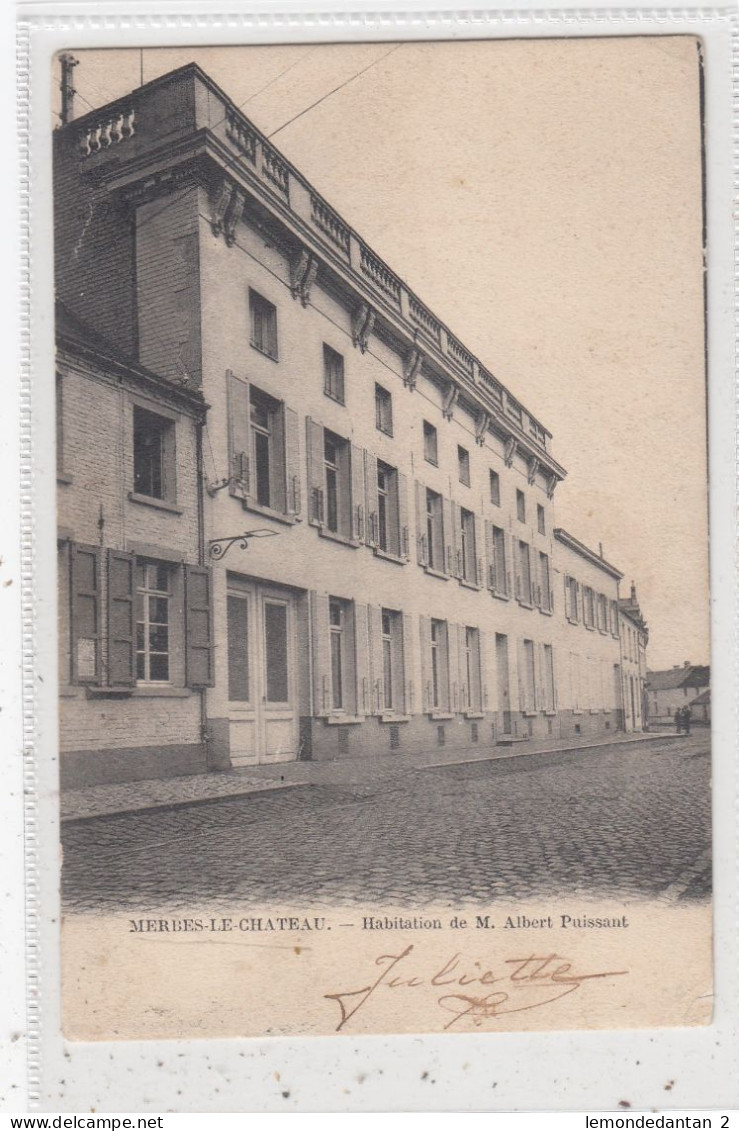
681,704 -> 692,735
674,708 -> 683,734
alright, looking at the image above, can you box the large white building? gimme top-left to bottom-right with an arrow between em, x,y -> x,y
54,63 -> 646,785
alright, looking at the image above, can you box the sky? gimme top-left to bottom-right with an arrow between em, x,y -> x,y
55,39 -> 709,669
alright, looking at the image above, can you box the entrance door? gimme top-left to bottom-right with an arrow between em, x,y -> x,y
227,580 -> 299,765
496,633 -> 512,734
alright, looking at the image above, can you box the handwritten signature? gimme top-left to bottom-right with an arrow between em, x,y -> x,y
325,946 -> 628,1031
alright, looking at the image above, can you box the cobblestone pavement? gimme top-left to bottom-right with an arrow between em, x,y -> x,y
61,734 -> 711,912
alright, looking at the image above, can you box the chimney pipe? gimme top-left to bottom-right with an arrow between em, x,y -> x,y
59,53 -> 78,126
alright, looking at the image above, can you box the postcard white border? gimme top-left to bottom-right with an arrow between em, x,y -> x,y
2,0 -> 737,1113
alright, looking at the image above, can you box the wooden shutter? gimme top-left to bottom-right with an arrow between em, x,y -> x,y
503,530 -> 513,596
107,549 -> 136,686
364,450 -> 379,547
457,624 -> 469,712
227,370 -> 250,499
305,418 -> 325,526
535,642 -> 545,711
397,471 -> 410,560
354,602 -> 370,716
419,615 -> 430,711
368,604 -> 384,714
350,444 -> 365,542
415,481 -> 428,566
402,613 -> 414,714
310,592 -> 330,715
442,496 -> 455,576
70,543 -> 101,684
185,565 -> 214,687
284,405 -> 301,517
479,628 -> 489,710
473,514 -> 483,587
454,505 -> 464,578
516,638 -> 526,712
485,520 -> 495,590
513,537 -> 523,600
447,622 -> 458,712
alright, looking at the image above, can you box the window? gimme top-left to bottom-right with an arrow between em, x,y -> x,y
227,593 -> 249,702
464,626 -> 482,712
249,388 -> 276,509
329,598 -> 345,710
425,488 -> 444,572
376,462 -> 401,555
133,405 -> 174,501
229,376 -> 300,519
537,503 -> 546,535
459,507 -> 478,584
490,525 -> 508,595
423,420 -> 438,465
458,445 -> 470,486
264,600 -> 289,703
249,289 -> 278,359
489,469 -> 500,506
323,430 -> 351,536
518,540 -> 532,604
583,585 -> 595,628
522,639 -> 536,711
136,561 -> 171,683
566,576 -> 580,621
323,344 -> 345,404
429,618 -> 449,711
610,599 -> 620,636
538,552 -> 552,611
516,489 -> 526,523
598,593 -> 608,632
375,384 -> 393,436
380,608 -> 405,713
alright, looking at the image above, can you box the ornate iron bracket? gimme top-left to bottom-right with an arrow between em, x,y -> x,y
208,529 -> 279,560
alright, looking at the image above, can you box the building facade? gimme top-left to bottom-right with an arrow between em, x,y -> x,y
618,584 -> 649,731
55,63 -> 647,784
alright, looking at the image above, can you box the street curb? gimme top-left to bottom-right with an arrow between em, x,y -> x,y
417,731 -> 675,773
60,780 -> 309,825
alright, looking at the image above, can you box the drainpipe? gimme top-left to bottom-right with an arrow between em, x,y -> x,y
196,418 -> 210,765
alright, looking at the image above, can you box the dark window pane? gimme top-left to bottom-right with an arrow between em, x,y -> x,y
149,654 -> 170,682
254,429 -> 271,507
264,602 -> 288,703
149,626 -> 169,653
227,594 -> 249,702
149,597 -> 169,625
330,632 -> 343,709
136,653 -> 145,681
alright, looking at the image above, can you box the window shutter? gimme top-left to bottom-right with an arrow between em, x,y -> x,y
227,370 -> 251,499
353,602 -> 370,716
479,628 -> 488,710
442,496 -> 455,576
350,444 -> 365,543
415,481 -> 428,566
445,624 -> 457,710
550,647 -> 558,711
402,613 -> 414,714
107,549 -> 136,686
513,539 -> 523,600
453,505 -> 463,578
310,591 -> 330,715
535,642 -> 546,711
306,417 -> 325,526
397,471 -> 410,560
485,520 -> 495,591
503,530 -> 513,596
457,624 -> 468,712
516,638 -> 526,712
283,405 -> 301,517
419,615 -> 430,712
364,450 -> 378,547
473,514 -> 482,587
185,565 -> 214,687
70,543 -> 101,684
368,604 -> 384,714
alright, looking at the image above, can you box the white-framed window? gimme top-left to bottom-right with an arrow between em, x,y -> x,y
464,625 -> 482,712
249,289 -> 278,359
490,524 -> 508,595
489,468 -> 500,506
583,585 -> 595,628
136,561 -> 171,683
566,576 -> 580,621
597,593 -> 608,632
376,461 -> 401,555
380,608 -> 404,713
323,344 -> 345,404
426,488 -> 444,571
324,430 -> 351,536
375,384 -> 393,436
516,489 -> 526,523
459,507 -> 477,584
537,503 -> 546,535
423,420 -> 438,465
429,618 -> 449,710
329,598 -> 346,711
538,551 -> 552,611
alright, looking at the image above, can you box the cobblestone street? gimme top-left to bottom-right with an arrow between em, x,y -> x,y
61,733 -> 711,913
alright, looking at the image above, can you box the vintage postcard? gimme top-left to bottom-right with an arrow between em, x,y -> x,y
51,36 -> 712,1043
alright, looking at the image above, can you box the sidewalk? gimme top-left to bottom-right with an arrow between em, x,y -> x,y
60,730 -> 671,822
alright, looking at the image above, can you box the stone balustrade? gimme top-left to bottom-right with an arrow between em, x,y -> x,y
78,109 -> 135,157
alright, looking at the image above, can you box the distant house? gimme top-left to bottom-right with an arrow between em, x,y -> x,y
689,688 -> 711,724
646,664 -> 710,725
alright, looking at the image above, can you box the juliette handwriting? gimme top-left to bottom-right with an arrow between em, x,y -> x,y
324,946 -> 628,1031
